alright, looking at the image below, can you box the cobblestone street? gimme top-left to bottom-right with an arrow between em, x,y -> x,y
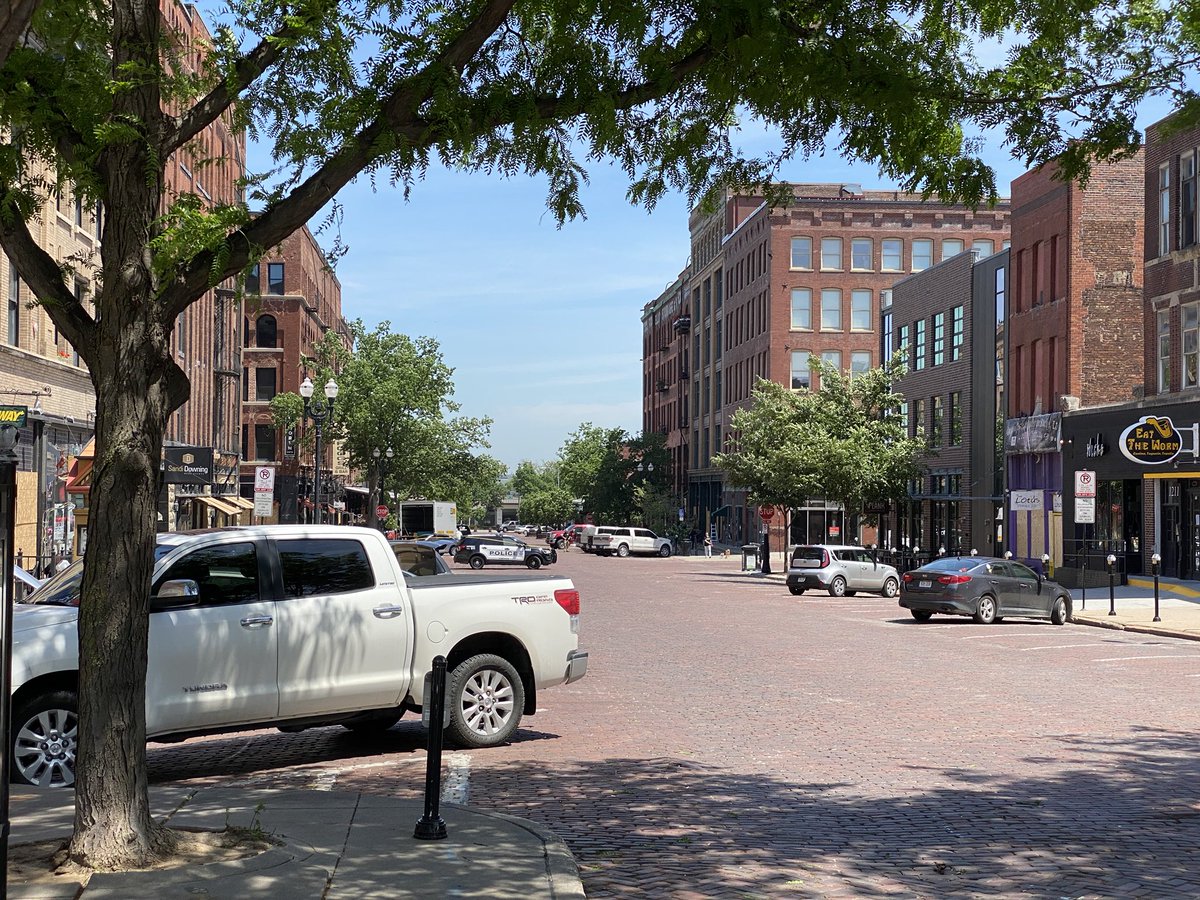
149,551 -> 1200,897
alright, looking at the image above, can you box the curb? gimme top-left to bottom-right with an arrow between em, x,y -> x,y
1070,615 -> 1200,643
455,804 -> 585,899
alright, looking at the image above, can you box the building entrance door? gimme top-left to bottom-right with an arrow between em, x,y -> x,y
1161,483 -> 1182,578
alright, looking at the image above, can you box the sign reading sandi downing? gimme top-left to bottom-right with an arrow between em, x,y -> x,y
1119,416 -> 1182,465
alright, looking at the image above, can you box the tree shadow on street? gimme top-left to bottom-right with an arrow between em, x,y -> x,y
453,727 -> 1200,897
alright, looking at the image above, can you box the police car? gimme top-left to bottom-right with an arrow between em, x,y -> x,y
453,535 -> 557,569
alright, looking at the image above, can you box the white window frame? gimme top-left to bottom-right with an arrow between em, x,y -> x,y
1183,301 -> 1198,389
850,351 -> 871,378
941,239 -> 965,261
881,238 -> 903,271
790,288 -> 812,330
850,289 -> 872,331
820,237 -> 842,271
851,238 -> 872,271
973,239 -> 994,256
912,239 -> 933,272
820,288 -> 842,331
1158,308 -> 1171,393
790,351 -> 812,391
790,236 -> 812,270
821,350 -> 842,375
1160,163 -> 1171,257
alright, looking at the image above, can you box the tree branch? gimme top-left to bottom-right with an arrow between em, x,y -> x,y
0,0 -> 40,69
0,195 -> 96,357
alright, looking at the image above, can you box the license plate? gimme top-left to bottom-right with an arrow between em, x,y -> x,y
919,580 -> 931,588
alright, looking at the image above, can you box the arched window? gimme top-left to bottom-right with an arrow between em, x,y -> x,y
256,314 -> 277,349
243,316 -> 250,347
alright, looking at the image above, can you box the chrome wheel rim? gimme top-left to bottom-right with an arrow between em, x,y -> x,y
832,578 -> 846,596
460,669 -> 515,737
884,579 -> 898,597
979,597 -> 995,621
16,708 -> 78,787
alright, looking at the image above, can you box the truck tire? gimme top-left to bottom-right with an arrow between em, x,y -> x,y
526,555 -> 542,569
658,544 -> 672,558
616,543 -> 630,558
469,555 -> 486,569
12,689 -> 78,787
446,654 -> 524,748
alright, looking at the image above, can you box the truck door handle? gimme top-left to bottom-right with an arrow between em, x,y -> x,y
373,605 -> 404,618
240,615 -> 273,628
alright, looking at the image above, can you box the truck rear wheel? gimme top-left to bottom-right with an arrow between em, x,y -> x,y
446,654 -> 524,748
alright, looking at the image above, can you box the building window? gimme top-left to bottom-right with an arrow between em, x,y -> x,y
994,267 -> 1005,325
256,314 -> 278,348
1184,301 -> 1198,389
913,398 -> 926,440
74,194 -> 84,227
790,351 -> 811,390
246,264 -> 261,295
255,367 -> 277,401
7,258 -> 18,347
973,239 -> 994,256
95,203 -> 103,239
951,305 -> 964,362
850,289 -> 871,331
932,311 -> 945,365
703,375 -> 710,414
950,392 -> 962,445
715,268 -> 723,308
912,239 -> 933,272
1160,164 -> 1171,257
715,370 -> 722,407
704,326 -> 710,364
881,239 -> 903,271
899,400 -> 908,432
851,238 -> 872,271
914,319 -> 927,370
850,351 -> 871,378
820,350 -> 842,380
242,367 -> 249,402
715,319 -> 723,360
821,288 -> 842,331
1158,308 -> 1171,393
941,239 -> 965,261
703,279 -> 711,318
790,237 -> 812,269
898,324 -> 910,370
267,262 -> 285,294
882,311 -> 893,358
820,237 -> 842,270
1184,152 -> 1197,249
254,424 -> 276,461
931,395 -> 944,446
790,288 -> 811,330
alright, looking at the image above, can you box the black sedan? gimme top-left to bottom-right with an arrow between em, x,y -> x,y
898,556 -> 1072,625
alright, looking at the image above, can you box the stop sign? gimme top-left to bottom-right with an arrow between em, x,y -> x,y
376,505 -> 389,518
759,507 -> 775,522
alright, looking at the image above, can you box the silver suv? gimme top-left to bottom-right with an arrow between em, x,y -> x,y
786,545 -> 900,598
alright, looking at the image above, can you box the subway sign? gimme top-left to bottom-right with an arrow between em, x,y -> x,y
0,406 -> 28,427
1119,415 -> 1183,465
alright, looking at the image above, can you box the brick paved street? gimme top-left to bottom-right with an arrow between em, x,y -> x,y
148,550 -> 1200,897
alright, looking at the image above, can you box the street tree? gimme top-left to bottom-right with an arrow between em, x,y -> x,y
714,354 -> 925,538
0,0 -> 1192,870
589,430 -> 670,523
519,488 -> 575,526
427,451 -> 508,525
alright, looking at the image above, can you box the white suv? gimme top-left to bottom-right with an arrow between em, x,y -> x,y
591,527 -> 673,558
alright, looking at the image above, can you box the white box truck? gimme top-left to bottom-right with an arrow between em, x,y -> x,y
398,501 -> 458,536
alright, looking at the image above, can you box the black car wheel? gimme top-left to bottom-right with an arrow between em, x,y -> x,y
789,586 -> 805,596
446,654 -> 525,748
658,544 -> 671,558
1051,596 -> 1069,626
469,555 -> 485,569
910,609 -> 933,622
882,577 -> 899,598
828,576 -> 847,597
526,556 -> 542,569
973,594 -> 997,625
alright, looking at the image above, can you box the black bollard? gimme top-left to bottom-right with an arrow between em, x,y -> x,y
1080,542 -> 1087,611
415,655 -> 449,840
0,422 -> 18,887
1152,553 -> 1162,623
1107,554 -> 1117,616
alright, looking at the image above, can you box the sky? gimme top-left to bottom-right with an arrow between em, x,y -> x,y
244,79 -> 1177,477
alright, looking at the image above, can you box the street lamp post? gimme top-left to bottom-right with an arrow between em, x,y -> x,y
635,461 -> 655,526
370,446 -> 394,529
300,376 -> 338,525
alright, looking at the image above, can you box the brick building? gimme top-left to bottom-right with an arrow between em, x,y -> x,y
886,248 -> 1009,558
705,184 -> 1009,549
641,272 -> 690,506
239,226 -> 352,522
1004,154 -> 1145,576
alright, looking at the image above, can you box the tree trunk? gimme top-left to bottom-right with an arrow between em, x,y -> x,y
68,317 -> 178,868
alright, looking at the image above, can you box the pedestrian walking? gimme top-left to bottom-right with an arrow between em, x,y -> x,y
703,534 -> 712,558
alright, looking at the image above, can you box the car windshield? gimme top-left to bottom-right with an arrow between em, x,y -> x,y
21,543 -> 178,606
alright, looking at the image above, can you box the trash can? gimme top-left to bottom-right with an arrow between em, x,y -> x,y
680,540 -> 692,557
741,544 -> 760,571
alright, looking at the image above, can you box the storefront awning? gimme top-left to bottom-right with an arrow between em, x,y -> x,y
196,495 -> 240,516
222,495 -> 255,510
344,485 -> 370,495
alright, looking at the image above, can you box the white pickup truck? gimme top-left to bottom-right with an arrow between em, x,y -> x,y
10,526 -> 588,787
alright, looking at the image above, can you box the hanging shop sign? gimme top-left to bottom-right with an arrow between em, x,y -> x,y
1119,416 -> 1183,465
1010,490 -> 1044,511
163,446 -> 214,484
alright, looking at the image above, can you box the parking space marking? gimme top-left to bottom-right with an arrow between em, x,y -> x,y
443,753 -> 471,804
1020,643 -> 1107,651
1095,655 -> 1200,662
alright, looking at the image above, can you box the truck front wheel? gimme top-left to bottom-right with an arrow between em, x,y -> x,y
446,654 -> 525,748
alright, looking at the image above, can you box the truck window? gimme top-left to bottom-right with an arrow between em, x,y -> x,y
278,539 -> 375,598
155,542 -> 259,607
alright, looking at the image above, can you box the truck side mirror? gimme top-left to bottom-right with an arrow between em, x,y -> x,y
151,578 -> 200,611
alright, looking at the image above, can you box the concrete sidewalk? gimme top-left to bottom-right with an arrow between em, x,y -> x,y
8,784 -> 584,899
1069,575 -> 1200,641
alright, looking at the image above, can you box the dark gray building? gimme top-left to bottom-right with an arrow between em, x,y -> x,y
882,248 -> 1008,557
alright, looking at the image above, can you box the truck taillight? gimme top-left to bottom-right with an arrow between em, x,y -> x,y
555,589 -> 580,616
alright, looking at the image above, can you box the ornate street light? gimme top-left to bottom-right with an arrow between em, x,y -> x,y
300,376 -> 338,525
371,446 -> 395,529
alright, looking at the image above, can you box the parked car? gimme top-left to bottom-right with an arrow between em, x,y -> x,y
10,526 -> 587,786
576,525 -> 618,554
785,545 -> 900,598
590,526 -> 673,558
898,556 -> 1072,625
389,540 -> 453,576
453,535 -> 557,569
420,535 -> 459,556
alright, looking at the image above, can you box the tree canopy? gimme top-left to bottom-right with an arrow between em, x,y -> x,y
1,0 -> 1195,871
714,354 -> 925,530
